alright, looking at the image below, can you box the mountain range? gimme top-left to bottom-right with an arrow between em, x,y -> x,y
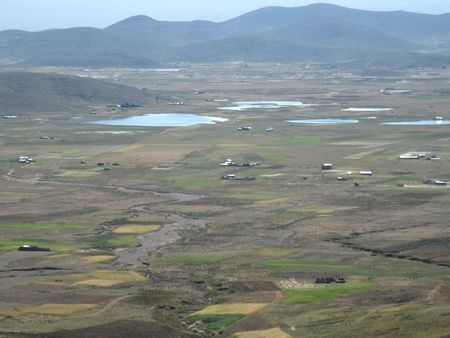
1,3 -> 450,69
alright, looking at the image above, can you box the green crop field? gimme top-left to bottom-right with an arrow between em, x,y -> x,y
263,259 -> 353,272
283,282 -> 374,304
85,235 -> 140,249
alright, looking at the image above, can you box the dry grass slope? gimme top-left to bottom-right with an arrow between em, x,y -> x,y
112,225 -> 161,234
21,304 -> 97,316
234,328 -> 293,338
193,303 -> 269,316
65,270 -> 146,287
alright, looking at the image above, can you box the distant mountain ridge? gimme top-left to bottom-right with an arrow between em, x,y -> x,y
1,3 -> 450,69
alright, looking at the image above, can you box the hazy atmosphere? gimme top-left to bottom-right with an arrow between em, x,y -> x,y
1,0 -> 449,31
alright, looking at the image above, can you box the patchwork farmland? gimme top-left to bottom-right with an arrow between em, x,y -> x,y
0,63 -> 449,337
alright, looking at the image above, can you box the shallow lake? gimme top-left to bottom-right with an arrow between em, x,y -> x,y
148,68 -> 180,72
287,119 -> 359,125
91,114 -> 229,127
382,120 -> 450,126
342,108 -> 393,112
382,89 -> 412,94
219,101 -> 311,111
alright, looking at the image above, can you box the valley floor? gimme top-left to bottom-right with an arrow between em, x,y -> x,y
0,64 -> 449,337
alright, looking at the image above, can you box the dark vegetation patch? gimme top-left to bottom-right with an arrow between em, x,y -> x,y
128,289 -> 181,305
238,153 -> 265,162
166,255 -> 223,264
263,259 -> 352,272
102,218 -> 168,227
225,315 -> 272,334
0,285 -> 112,305
0,208 -> 99,223
328,235 -> 450,268
27,320 -> 183,338
332,289 -> 418,306
431,284 -> 450,303
272,271 -> 349,279
230,281 -> 280,293
393,237 -> 450,253
189,314 -> 245,330
1,267 -> 65,272
181,197 -> 251,207
341,191 -> 434,211
393,192 -> 442,201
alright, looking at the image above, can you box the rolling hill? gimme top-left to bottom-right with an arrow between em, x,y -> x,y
0,28 -> 160,68
1,3 -> 450,68
0,72 -> 158,113
220,4 -> 450,46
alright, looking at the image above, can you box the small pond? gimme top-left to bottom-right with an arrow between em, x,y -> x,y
287,119 -> 359,125
342,108 -> 393,112
382,120 -> 450,126
219,101 -> 310,111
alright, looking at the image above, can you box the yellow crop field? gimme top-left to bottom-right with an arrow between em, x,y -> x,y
76,279 -> 121,287
193,303 -> 268,316
46,253 -> 71,259
82,255 -> 115,264
287,205 -> 356,215
234,328 -> 293,338
66,269 -> 146,287
22,304 -> 97,316
112,225 -> 161,234
59,170 -> 99,178
115,144 -> 144,153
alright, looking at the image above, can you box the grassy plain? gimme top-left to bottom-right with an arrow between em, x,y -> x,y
0,64 -> 449,337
